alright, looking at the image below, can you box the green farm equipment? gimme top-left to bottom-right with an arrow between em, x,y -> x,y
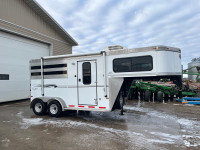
128,81 -> 197,102
128,65 -> 200,102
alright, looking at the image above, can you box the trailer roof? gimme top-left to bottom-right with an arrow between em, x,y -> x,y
42,45 -> 180,60
43,52 -> 102,60
106,45 -> 181,55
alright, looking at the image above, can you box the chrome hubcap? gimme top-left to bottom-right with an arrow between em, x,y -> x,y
50,104 -> 58,114
35,103 -> 42,113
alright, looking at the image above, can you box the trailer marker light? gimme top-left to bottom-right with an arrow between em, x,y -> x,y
78,105 -> 84,107
88,106 -> 95,108
99,107 -> 106,109
106,98 -> 109,99
182,102 -> 188,104
69,105 -> 75,107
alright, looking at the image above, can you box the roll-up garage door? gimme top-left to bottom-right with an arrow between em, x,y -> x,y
0,31 -> 50,102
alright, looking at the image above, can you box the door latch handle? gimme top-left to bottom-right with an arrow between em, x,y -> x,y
79,79 -> 81,82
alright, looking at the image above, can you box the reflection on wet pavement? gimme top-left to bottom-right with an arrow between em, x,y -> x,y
0,100 -> 200,150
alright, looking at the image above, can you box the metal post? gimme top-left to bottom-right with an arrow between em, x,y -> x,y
120,84 -> 126,115
102,52 -> 107,97
41,58 -> 44,96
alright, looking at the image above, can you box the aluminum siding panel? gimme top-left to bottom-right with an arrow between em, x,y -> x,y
0,0 -> 73,55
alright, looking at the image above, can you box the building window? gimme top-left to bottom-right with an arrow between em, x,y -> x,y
0,74 -> 9,80
113,56 -> 153,72
82,62 -> 91,84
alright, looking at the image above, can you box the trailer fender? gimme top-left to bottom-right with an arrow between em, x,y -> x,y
47,98 -> 67,111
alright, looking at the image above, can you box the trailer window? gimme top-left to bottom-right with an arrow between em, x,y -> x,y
132,56 -> 153,71
113,58 -> 132,72
82,62 -> 91,84
0,74 -> 9,80
113,56 -> 153,72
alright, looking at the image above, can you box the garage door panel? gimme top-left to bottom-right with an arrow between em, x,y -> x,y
0,31 -> 50,102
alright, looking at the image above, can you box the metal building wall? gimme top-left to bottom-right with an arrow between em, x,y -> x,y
0,0 -> 73,55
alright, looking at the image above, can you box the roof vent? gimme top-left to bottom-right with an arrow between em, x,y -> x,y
104,45 -> 127,51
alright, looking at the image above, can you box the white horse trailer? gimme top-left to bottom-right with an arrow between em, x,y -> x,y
30,45 -> 182,117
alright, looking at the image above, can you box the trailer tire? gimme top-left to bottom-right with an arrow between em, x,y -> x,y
32,100 -> 47,115
157,91 -> 163,102
48,101 -> 62,117
144,90 -> 151,101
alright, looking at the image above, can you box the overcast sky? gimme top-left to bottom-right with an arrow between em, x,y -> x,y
36,0 -> 200,68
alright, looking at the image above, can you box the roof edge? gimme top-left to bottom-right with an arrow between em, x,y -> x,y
24,0 -> 78,46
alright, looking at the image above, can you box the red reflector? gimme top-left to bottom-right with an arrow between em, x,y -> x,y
78,106 -> 84,107
99,107 -> 106,109
88,106 -> 95,108
69,105 -> 75,107
31,96 -> 33,97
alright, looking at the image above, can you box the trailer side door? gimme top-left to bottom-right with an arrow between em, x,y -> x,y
77,60 -> 97,105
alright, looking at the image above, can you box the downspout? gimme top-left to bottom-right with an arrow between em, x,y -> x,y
102,51 -> 107,97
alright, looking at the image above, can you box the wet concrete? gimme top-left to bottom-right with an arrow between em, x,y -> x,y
0,100 -> 200,150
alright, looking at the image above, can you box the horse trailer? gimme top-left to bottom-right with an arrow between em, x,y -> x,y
30,45 -> 182,117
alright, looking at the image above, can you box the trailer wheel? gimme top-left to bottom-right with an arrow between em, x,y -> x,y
144,90 -> 151,101
48,101 -> 62,117
157,91 -> 163,102
32,100 -> 47,115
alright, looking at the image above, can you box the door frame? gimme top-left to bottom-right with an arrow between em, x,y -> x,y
77,59 -> 97,105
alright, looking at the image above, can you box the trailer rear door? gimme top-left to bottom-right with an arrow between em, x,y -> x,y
77,60 -> 97,105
